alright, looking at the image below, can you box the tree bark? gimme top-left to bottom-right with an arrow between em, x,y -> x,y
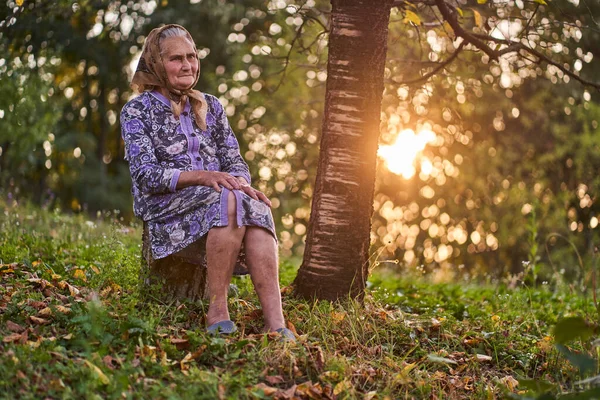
294,0 -> 393,301
140,223 -> 249,302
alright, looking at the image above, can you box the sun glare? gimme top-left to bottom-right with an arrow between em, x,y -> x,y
378,129 -> 436,179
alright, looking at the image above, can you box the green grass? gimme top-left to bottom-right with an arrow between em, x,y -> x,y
0,199 -> 596,399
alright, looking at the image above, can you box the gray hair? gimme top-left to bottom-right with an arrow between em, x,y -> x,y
159,27 -> 195,54
160,26 -> 189,40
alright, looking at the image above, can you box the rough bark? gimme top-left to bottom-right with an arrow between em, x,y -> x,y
140,222 -> 248,302
294,0 -> 393,301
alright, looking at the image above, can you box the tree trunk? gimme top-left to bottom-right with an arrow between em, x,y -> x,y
141,222 -> 209,301
294,0 -> 392,301
141,223 -> 249,302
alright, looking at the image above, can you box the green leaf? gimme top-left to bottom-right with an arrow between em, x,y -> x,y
560,387 -> 600,399
403,10 -> 421,26
556,344 -> 597,375
553,317 -> 594,344
477,0 -> 488,4
517,379 -> 556,395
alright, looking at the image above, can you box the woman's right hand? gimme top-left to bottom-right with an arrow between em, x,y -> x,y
195,171 -> 242,192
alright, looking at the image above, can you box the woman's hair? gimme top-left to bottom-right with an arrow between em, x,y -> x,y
160,26 -> 188,40
159,26 -> 194,54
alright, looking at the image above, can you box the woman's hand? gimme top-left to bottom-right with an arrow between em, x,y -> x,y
236,177 -> 272,207
195,171 -> 242,191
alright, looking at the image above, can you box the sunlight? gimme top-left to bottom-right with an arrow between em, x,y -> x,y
378,129 -> 436,179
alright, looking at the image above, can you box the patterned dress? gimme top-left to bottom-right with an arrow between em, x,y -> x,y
120,90 -> 276,260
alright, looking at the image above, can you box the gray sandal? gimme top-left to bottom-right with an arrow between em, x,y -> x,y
206,320 -> 237,335
275,327 -> 296,342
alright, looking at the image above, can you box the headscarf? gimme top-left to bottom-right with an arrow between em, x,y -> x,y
131,24 -> 208,130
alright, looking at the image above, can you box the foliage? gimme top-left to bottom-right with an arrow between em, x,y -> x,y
1,200 -> 597,399
1,0 -> 599,280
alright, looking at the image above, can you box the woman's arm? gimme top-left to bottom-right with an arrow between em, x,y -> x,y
209,96 -> 252,184
121,101 -> 181,194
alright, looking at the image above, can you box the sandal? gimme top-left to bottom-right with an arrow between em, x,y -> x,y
275,327 -> 296,342
207,320 -> 237,335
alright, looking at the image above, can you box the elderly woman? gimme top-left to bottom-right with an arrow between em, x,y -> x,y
120,24 -> 294,340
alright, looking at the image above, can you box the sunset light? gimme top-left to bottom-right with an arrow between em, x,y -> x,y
378,129 -> 436,179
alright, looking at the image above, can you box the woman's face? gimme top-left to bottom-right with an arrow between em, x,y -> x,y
161,36 -> 199,90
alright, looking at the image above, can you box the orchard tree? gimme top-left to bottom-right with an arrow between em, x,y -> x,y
294,0 -> 600,300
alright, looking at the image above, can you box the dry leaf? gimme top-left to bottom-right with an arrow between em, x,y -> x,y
73,269 -> 87,281
500,376 -> 519,392
475,354 -> 493,362
56,305 -> 71,314
265,375 -> 285,385
67,283 -> 80,297
277,384 -> 297,400
170,338 -> 190,350
38,307 -> 53,317
180,352 -> 193,371
84,360 -> 110,385
331,311 -> 346,323
334,379 -> 353,396
286,320 -> 298,335
6,320 -> 25,333
29,316 -> 50,325
3,333 -> 23,343
254,383 -> 278,396
103,355 -> 120,370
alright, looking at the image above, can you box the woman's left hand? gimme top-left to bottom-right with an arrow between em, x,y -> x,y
237,178 -> 272,207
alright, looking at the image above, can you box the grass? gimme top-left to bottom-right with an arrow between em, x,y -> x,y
0,198 -> 595,399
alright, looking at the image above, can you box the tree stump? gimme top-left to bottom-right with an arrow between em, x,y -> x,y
141,222 -> 248,302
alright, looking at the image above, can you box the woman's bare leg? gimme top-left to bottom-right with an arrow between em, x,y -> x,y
205,190 -> 245,326
244,226 -> 285,331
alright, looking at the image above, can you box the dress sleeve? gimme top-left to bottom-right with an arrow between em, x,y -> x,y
120,101 -> 181,194
210,97 -> 251,184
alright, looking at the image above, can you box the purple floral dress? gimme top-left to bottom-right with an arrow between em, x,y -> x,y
120,91 -> 276,259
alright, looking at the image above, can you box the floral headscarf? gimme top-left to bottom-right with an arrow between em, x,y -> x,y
131,24 -> 208,130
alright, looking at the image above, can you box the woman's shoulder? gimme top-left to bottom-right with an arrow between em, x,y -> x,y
203,93 -> 223,112
121,92 -> 153,116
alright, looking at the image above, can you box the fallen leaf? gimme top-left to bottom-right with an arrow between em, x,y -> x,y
73,269 -> 87,281
427,354 -> 458,365
3,333 -> 23,343
6,320 -> 25,333
334,379 -> 353,395
103,355 -> 120,370
29,316 -> 50,325
286,320 -> 298,335
254,383 -> 278,396
170,337 -> 190,350
84,360 -> 110,385
501,375 -> 519,392
180,352 -> 193,371
277,384 -> 297,400
38,307 -> 53,317
55,305 -> 71,314
27,300 -> 47,309
265,375 -> 285,385
475,354 -> 493,362
331,311 -> 346,323
67,283 -> 80,297
63,333 -> 74,340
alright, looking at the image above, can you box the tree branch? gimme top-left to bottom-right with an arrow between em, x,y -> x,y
396,41 -> 465,85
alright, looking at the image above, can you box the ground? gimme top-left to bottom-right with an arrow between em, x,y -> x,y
0,201 -> 594,399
